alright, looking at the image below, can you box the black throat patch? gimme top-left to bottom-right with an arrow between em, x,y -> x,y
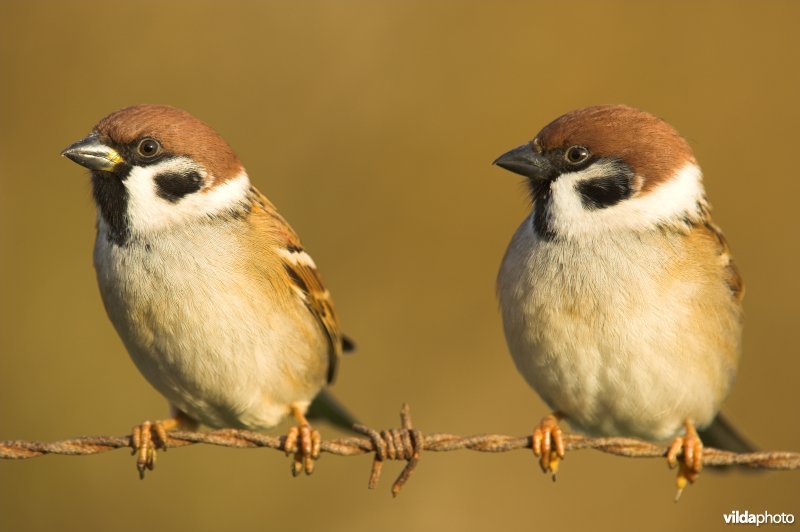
92,171 -> 130,246
528,179 -> 557,240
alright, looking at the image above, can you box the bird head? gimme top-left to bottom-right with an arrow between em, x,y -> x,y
494,105 -> 707,240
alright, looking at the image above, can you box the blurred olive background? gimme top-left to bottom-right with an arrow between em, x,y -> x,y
2,1 -> 799,531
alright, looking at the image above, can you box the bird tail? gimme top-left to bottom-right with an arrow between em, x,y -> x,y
342,334 -> 356,353
699,413 -> 756,453
306,389 -> 360,433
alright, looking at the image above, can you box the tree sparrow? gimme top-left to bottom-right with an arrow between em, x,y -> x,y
61,105 -> 354,477
494,105 -> 751,497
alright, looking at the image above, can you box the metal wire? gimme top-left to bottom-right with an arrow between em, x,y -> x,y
2,404 -> 797,495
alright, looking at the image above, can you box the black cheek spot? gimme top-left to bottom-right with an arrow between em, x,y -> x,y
577,173 -> 633,209
155,171 -> 203,203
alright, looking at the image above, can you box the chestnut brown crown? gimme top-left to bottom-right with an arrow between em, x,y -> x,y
534,105 -> 696,191
94,104 -> 244,184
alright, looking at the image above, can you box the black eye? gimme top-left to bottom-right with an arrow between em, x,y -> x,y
137,138 -> 161,158
565,145 -> 590,165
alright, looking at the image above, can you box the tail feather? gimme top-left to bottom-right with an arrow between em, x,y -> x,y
699,413 -> 756,454
342,335 -> 356,353
306,389 -> 359,433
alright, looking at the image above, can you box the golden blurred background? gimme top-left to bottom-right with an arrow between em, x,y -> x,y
1,1 -> 799,530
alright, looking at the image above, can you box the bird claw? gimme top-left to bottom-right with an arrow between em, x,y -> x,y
285,423 -> 321,476
666,420 -> 704,501
130,420 -> 172,479
532,413 -> 565,480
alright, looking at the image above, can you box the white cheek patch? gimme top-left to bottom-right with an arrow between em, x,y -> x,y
548,161 -> 705,239
124,159 -> 250,235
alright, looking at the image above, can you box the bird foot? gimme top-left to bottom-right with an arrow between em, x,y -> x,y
129,409 -> 196,479
284,423 -> 321,476
131,418 -> 176,479
532,413 -> 565,480
666,419 -> 704,501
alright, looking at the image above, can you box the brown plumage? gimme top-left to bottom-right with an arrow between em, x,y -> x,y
702,220 -> 745,302
248,186 -> 345,383
535,104 -> 696,191
95,104 -> 244,184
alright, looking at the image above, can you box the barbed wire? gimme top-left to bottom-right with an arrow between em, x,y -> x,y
2,404 -> 798,496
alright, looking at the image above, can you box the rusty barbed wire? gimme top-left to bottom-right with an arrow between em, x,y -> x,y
1,404 -> 798,496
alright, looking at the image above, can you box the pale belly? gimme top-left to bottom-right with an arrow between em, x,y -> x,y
93,225 -> 328,430
498,222 -> 740,441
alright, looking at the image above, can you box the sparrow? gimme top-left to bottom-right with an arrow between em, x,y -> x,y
61,104 -> 355,477
494,104 -> 752,498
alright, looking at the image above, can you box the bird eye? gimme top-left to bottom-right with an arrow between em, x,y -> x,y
137,138 -> 161,158
565,145 -> 590,165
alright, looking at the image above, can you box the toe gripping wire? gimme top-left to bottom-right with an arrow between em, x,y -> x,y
353,403 -> 423,497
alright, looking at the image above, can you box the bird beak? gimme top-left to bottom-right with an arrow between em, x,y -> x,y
61,134 -> 124,172
493,143 -> 554,181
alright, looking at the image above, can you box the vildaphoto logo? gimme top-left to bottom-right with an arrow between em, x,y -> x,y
723,510 -> 795,526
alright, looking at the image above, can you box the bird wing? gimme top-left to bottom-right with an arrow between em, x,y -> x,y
248,186 -> 346,384
702,220 -> 745,302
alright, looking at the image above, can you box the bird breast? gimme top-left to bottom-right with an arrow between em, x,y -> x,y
92,217 -> 328,430
497,217 -> 742,441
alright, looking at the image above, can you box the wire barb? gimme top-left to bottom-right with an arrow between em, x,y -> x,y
2,404 -> 799,496
353,403 -> 424,496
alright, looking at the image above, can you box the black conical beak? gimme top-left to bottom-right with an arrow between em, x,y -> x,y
493,143 -> 555,181
61,134 -> 124,172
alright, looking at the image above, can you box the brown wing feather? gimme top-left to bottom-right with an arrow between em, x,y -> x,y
703,220 -> 745,302
248,187 -> 344,383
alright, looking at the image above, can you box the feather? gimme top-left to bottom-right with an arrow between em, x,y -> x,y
248,187 -> 349,384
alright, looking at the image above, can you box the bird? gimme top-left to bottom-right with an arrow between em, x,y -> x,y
493,104 -> 752,498
61,104 -> 355,478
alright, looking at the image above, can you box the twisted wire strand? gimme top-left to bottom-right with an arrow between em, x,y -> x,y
2,404 -> 798,495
